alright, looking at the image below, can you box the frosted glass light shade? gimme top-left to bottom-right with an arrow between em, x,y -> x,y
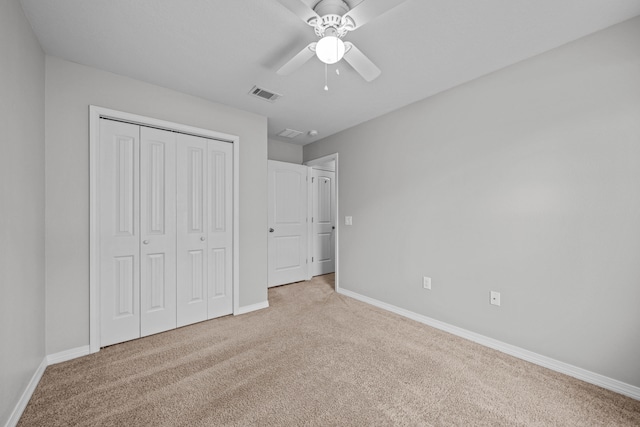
315,36 -> 345,65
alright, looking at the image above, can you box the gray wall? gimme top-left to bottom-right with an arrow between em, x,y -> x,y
304,17 -> 640,387
0,0 -> 46,424
45,57 -> 268,355
268,139 -> 303,164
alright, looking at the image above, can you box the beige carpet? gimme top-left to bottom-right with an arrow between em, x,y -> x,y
19,274 -> 640,426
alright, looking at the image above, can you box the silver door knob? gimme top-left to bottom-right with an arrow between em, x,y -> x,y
143,240 -> 149,245
269,228 -> 274,233
200,237 -> 206,241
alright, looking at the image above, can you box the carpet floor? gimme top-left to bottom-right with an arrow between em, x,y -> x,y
19,274 -> 640,426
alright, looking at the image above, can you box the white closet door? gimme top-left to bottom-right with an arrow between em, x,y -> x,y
207,139 -> 233,318
99,120 -> 141,347
267,160 -> 308,287
139,127 -> 177,337
176,133 -> 209,327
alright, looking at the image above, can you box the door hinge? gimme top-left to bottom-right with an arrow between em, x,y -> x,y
312,177 -> 315,183
312,257 -> 314,262
312,217 -> 314,223
306,259 -> 308,264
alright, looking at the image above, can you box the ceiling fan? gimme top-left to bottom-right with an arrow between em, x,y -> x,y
276,0 -> 407,82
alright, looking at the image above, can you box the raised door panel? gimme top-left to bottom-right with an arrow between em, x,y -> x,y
176,134 -> 209,327
99,119 -> 141,346
268,161 -> 308,287
140,127 -> 177,337
207,140 -> 233,318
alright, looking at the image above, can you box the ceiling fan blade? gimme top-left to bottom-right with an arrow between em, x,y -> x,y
276,0 -> 320,24
277,42 -> 317,75
343,0 -> 407,30
343,42 -> 381,82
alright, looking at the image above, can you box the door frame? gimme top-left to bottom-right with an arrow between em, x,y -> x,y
89,106 -> 240,353
304,153 -> 339,292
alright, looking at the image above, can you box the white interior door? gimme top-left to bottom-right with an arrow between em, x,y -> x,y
139,127 -> 177,337
176,134 -> 208,327
99,120 -> 141,347
268,160 -> 308,287
206,139 -> 233,318
311,168 -> 336,276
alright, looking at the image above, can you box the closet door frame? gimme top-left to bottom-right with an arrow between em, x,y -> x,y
89,106 -> 240,354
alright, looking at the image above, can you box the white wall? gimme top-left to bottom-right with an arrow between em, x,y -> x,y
304,17 -> 640,388
45,57 -> 268,355
268,139 -> 303,164
0,0 -> 46,424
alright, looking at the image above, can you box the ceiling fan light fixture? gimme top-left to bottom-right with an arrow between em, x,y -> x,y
315,35 -> 345,65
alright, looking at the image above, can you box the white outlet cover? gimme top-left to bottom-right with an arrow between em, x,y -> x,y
423,276 -> 431,290
490,291 -> 501,306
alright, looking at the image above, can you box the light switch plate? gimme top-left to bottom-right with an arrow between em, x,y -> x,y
345,216 -> 353,226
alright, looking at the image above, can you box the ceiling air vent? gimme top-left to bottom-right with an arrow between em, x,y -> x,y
249,85 -> 282,102
277,128 -> 304,139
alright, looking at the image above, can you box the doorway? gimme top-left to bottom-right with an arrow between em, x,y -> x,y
267,154 -> 339,290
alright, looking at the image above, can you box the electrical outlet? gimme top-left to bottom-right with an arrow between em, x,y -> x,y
423,276 -> 431,290
490,291 -> 501,306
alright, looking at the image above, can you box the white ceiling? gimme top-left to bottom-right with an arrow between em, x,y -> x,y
20,0 -> 640,145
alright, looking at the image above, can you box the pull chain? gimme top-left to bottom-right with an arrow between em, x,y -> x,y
324,63 -> 329,91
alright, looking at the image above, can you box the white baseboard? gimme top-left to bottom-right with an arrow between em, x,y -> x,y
234,300 -> 269,315
5,357 -> 47,427
46,345 -> 91,365
338,288 -> 640,401
5,346 -> 93,427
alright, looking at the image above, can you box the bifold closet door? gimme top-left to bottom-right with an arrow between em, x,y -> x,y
100,123 -> 177,345
176,134 -> 209,327
139,127 -> 177,337
100,119 -> 231,346
206,139 -> 233,319
99,120 -> 141,347
176,134 -> 233,325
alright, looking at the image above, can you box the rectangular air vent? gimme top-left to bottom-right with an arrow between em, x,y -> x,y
277,128 -> 304,139
249,85 -> 282,102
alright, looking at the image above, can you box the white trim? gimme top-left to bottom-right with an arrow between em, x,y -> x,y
304,153 -> 339,292
46,346 -> 91,365
89,106 -> 240,353
5,357 -> 47,427
89,108 -> 100,353
306,166 -> 313,280
234,300 -> 269,315
232,129 -> 240,315
338,287 -> 640,401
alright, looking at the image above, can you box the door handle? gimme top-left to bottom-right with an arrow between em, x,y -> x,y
200,237 -> 206,241
143,240 -> 149,245
332,226 -> 335,230
269,228 -> 274,233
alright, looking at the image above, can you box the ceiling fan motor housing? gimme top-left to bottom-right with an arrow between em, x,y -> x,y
310,0 -> 355,37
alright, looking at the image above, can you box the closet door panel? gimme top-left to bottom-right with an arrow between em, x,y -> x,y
140,127 -> 177,337
99,120 -> 141,346
176,134 -> 209,327
207,140 -> 233,318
